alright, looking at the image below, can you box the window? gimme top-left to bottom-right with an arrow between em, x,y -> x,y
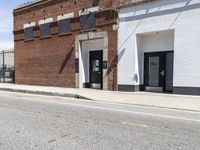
40,23 -> 51,37
80,12 -> 96,30
58,18 -> 72,34
24,27 -> 34,40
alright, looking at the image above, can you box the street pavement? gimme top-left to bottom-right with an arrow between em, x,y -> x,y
0,91 -> 199,150
1,83 -> 200,111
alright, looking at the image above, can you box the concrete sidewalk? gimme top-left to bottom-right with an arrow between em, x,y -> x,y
0,83 -> 200,111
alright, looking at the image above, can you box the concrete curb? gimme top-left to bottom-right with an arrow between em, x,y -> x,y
0,88 -> 90,100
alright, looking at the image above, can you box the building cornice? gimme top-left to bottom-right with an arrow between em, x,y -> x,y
13,0 -> 67,16
13,0 -> 156,16
14,0 -> 42,10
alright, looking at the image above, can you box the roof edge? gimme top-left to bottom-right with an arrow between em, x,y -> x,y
13,0 -> 43,11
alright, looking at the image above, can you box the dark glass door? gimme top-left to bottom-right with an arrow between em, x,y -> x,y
89,50 -> 103,89
165,52 -> 174,92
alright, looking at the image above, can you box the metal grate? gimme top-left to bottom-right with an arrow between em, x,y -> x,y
0,50 -> 15,83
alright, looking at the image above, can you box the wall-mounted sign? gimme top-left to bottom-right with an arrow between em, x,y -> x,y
103,61 -> 107,69
75,59 -> 79,73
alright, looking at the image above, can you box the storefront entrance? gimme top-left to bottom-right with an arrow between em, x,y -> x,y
144,51 -> 174,92
75,32 -> 109,90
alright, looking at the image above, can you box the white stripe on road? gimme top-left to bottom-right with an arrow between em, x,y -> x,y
1,91 -> 200,114
1,92 -> 200,123
9,96 -> 200,123
122,122 -> 149,128
46,101 -> 200,123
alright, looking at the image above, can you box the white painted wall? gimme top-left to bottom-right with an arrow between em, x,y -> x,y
140,30 -> 174,53
118,0 -> 200,87
80,39 -> 103,84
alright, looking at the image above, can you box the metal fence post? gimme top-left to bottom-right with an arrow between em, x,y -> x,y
0,50 -> 14,83
2,50 -> 5,83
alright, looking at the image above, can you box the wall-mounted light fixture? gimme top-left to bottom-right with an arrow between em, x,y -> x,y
81,8 -> 91,15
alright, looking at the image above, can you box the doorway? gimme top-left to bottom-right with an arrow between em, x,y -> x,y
144,51 -> 173,92
89,50 -> 103,89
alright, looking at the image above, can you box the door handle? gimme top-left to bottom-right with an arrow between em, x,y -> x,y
160,70 -> 165,76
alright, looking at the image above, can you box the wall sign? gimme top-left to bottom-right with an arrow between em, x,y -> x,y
103,61 -> 107,69
75,59 -> 79,73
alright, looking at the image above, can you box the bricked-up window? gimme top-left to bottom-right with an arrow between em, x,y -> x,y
24,27 -> 34,40
40,23 -> 51,37
92,0 -> 100,6
80,12 -> 96,30
58,18 -> 72,34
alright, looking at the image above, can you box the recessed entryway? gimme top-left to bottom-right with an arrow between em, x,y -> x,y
80,39 -> 103,89
136,30 -> 174,93
75,32 -> 109,90
144,51 -> 174,93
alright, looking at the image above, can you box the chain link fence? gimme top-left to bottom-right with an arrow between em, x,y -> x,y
0,50 -> 14,83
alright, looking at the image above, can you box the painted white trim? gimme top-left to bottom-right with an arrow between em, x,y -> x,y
79,6 -> 99,16
39,17 -> 53,25
23,22 -> 36,29
57,12 -> 74,21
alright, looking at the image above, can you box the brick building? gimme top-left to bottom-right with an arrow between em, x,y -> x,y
13,0 -> 119,90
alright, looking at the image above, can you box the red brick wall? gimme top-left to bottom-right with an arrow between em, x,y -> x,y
14,0 -> 118,90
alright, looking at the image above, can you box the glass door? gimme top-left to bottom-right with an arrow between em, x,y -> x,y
144,53 -> 165,92
148,56 -> 160,87
89,50 -> 103,89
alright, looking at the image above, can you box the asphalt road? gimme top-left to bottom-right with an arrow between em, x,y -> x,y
0,91 -> 199,150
